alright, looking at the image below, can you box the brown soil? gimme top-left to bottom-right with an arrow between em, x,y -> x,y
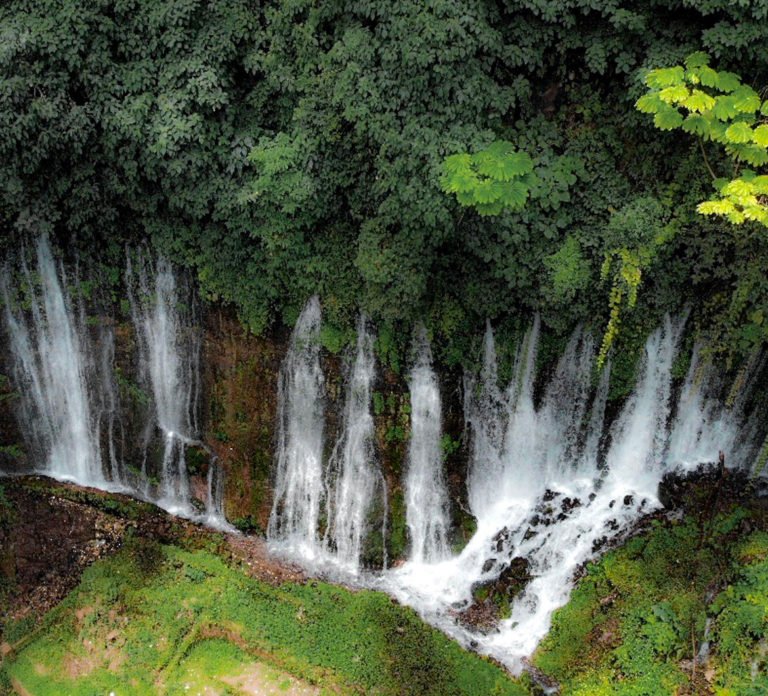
221,662 -> 321,695
224,534 -> 305,585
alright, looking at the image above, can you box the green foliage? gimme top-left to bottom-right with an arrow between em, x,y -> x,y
0,444 -> 23,459
535,494 -> 768,695
440,434 -> 462,460
637,52 -> 768,227
2,1 -> 768,367
597,198 -> 675,367
5,541 -> 525,696
441,142 -> 537,216
387,489 -> 407,561
544,236 -> 591,304
709,532 -> 768,694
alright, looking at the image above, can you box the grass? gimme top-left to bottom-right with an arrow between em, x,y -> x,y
2,534 -> 526,696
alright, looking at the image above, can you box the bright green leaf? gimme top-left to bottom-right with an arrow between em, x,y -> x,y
636,92 -> 664,114
752,124 -> 768,147
499,180 -> 530,209
654,107 -> 683,131
725,122 -> 754,144
659,85 -> 689,104
713,95 -> 740,121
731,86 -> 761,113
716,71 -> 742,93
683,90 -> 716,113
697,65 -> 719,88
685,51 -> 710,69
645,66 -> 685,89
443,153 -> 473,174
681,114 -> 709,136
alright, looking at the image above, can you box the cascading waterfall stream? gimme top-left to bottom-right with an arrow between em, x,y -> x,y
268,302 -> 387,572
267,296 -> 326,559
127,253 -> 202,513
1,237 -> 109,486
325,316 -> 384,572
404,327 -> 450,563
380,314 -> 750,673
205,456 -> 230,530
3,239 -> 762,673
464,321 -> 507,517
2,238 -> 229,528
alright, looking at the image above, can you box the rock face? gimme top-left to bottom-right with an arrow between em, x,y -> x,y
0,480 -> 129,625
457,557 -> 532,632
658,462 -> 752,511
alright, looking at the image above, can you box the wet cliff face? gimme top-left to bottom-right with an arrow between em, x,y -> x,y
200,307 -> 471,564
0,282 -> 470,567
202,310 -> 286,534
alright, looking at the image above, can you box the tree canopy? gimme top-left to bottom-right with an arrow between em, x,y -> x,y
2,0 -> 768,368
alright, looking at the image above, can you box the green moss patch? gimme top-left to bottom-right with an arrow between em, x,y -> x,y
534,502 -> 768,694
3,536 -> 525,696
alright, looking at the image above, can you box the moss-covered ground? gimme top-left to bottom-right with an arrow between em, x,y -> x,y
0,532 -> 525,695
534,490 -> 768,695
1,476 -> 767,695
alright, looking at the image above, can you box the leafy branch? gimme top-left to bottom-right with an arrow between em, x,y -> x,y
636,52 -> 768,227
439,141 -> 538,216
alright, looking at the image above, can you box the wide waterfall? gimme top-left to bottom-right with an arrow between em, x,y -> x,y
404,327 -> 450,563
381,314 -> 749,673
3,238 -> 761,673
325,316 -> 385,572
268,296 -> 326,558
2,238 -> 229,527
1,236 -> 111,486
127,253 -> 202,514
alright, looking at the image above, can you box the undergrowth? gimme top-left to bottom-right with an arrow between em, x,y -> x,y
534,501 -> 768,694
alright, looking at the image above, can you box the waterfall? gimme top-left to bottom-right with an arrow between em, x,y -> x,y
1,237 -> 108,486
464,322 -> 506,517
204,458 -> 229,530
95,326 -> 124,483
127,252 -> 202,514
325,316 -> 384,572
267,296 -> 326,559
404,327 -> 450,563
1,238 -> 229,528
381,314 -> 748,674
482,315 -> 688,663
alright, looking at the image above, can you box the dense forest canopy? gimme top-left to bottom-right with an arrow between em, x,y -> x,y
2,0 -> 768,370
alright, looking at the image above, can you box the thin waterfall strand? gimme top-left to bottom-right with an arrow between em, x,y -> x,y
325,317 -> 382,572
267,296 -> 326,559
404,328 -> 450,563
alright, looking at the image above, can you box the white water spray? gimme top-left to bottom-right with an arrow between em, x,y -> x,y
381,314 -> 747,673
325,317 -> 384,572
1,237 -> 107,486
268,296 -> 326,559
127,253 -> 203,514
404,327 -> 450,563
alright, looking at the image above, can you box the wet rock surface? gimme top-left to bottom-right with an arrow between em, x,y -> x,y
457,557 -> 531,632
658,462 -> 751,511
